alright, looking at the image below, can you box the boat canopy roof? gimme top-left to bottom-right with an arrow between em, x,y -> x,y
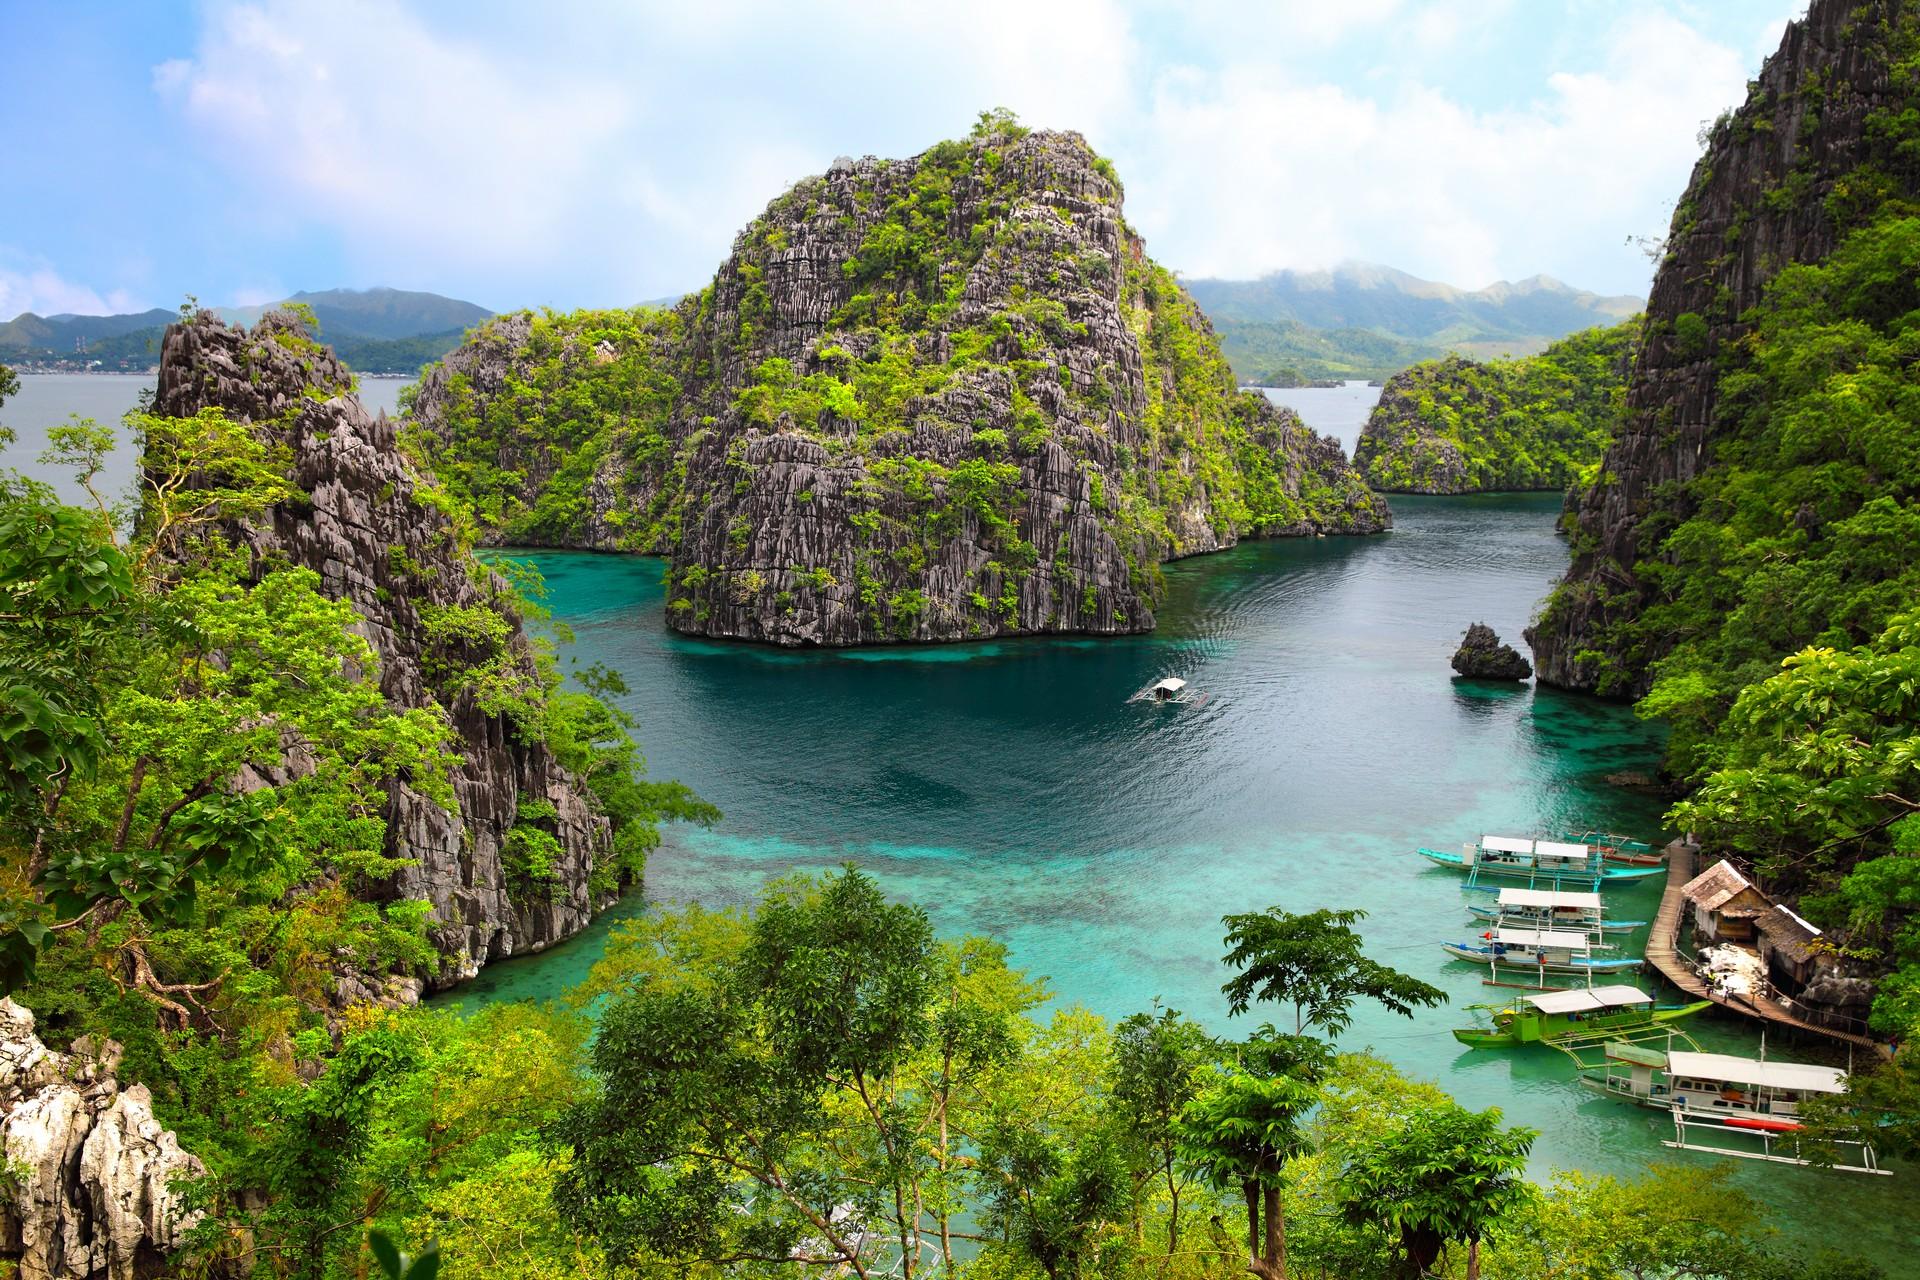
1524,985 -> 1652,1014
1495,927 -> 1591,950
1499,888 -> 1603,910
1665,1052 -> 1847,1094
1533,840 -> 1592,862
1151,678 -> 1187,693
1604,1040 -> 1669,1067
1482,835 -> 1535,855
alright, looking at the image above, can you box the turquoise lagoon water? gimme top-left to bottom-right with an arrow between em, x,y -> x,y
456,494 -> 1914,1267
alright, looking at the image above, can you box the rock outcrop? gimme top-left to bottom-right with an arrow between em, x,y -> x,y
0,1000 -> 201,1280
1527,0 -> 1909,691
1353,322 -> 1633,495
154,313 -> 614,985
407,124 -> 1390,645
1450,623 -> 1532,682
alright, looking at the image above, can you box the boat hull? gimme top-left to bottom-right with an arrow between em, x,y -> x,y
1452,1000 -> 1710,1050
1439,942 -> 1642,973
1416,848 -> 1664,883
1466,904 -> 1647,934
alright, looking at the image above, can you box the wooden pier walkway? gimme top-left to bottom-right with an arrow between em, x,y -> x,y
1646,843 -> 1885,1055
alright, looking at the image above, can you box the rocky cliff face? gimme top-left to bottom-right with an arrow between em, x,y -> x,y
1527,0 -> 1906,691
407,123 -> 1389,645
0,1000 -> 201,1280
1353,357 -> 1489,494
154,313 -> 613,984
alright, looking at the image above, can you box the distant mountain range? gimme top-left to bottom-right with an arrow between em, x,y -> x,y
1182,262 -> 1643,385
1,269 -> 1640,386
0,287 -> 494,375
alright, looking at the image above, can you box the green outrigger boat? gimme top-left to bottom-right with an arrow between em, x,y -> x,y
1452,985 -> 1712,1066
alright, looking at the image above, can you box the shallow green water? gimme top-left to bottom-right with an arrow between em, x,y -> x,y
453,494 -> 1915,1265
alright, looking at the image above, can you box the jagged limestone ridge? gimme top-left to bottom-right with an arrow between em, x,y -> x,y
1527,0 -> 1916,693
404,119 -> 1390,647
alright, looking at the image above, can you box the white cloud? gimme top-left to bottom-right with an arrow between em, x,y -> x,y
155,0 -> 637,293
1119,7 -> 1752,291
0,256 -> 144,318
145,0 -> 1780,304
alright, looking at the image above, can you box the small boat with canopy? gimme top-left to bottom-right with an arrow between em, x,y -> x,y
1581,1044 -> 1885,1174
1451,985 -> 1709,1067
1440,926 -> 1643,976
1466,887 -> 1646,939
1417,835 -> 1665,890
1562,829 -> 1664,867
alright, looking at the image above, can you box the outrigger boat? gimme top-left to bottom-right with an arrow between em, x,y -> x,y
1417,836 -> 1665,890
1441,927 -> 1643,976
1452,985 -> 1709,1068
1581,1044 -> 1886,1174
1466,887 -> 1646,938
1562,829 -> 1664,868
1129,677 -> 1208,707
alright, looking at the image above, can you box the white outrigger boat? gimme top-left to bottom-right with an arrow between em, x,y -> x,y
1417,835 -> 1665,890
1466,887 -> 1647,939
1581,1043 -> 1885,1174
1129,677 -> 1208,707
1441,926 -> 1643,978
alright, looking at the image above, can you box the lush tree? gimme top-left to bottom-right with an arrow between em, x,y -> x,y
1479,1163 -> 1883,1280
1219,906 -> 1447,1036
1176,1066 -> 1317,1280
554,866 -> 945,1276
1336,1101 -> 1536,1280
1111,1007 -> 1218,1260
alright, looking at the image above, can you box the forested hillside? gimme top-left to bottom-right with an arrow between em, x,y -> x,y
1353,320 -> 1635,493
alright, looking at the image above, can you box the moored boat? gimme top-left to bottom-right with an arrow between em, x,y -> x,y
1451,985 -> 1708,1050
1580,1043 -> 1886,1173
1466,887 -> 1646,938
1563,829 -> 1664,867
1441,926 -> 1643,975
1417,836 -> 1665,889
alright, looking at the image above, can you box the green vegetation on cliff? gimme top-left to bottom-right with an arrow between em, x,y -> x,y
400,306 -> 686,546
1527,8 -> 1920,1059
404,113 -> 1386,647
1353,320 -> 1636,493
0,375 -> 709,1272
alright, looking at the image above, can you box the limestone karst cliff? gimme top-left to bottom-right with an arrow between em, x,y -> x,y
1526,0 -> 1916,693
153,313 -> 616,985
0,1000 -> 201,1280
407,119 -> 1390,645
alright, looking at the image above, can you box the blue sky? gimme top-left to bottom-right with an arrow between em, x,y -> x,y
4,0 -> 1803,317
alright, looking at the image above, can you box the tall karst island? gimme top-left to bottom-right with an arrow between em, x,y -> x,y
404,114 -> 1390,646
1528,0 -> 1920,700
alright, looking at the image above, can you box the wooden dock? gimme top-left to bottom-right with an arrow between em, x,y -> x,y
1646,843 -> 1885,1055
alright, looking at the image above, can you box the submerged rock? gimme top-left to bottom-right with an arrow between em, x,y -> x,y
0,1000 -> 202,1280
1451,622 -> 1533,681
